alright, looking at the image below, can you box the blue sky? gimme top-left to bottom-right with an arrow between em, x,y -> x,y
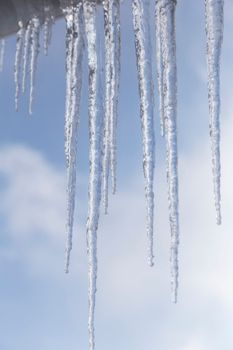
1,1 -> 233,349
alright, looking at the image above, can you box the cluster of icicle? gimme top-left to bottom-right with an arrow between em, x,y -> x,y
62,1 -> 121,348
13,2 -> 54,113
0,0 -> 224,349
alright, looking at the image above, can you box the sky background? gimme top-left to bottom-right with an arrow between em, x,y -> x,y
1,0 -> 233,349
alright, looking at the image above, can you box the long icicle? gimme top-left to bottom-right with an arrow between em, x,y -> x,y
109,0 -> 120,195
83,1 -> 103,349
102,0 -> 112,214
22,22 -> 33,94
102,0 -> 121,212
63,1 -> 75,166
29,17 -> 40,115
158,0 -> 179,303
14,21 -> 25,111
155,3 -> 165,136
63,0 -> 75,269
205,0 -> 224,225
103,1 -> 121,206
65,2 -> 84,273
0,39 -> 5,73
132,0 -> 155,266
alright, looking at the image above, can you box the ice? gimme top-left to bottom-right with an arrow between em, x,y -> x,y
205,0 -> 224,225
43,1 -> 54,56
102,0 -> 112,213
102,0 -> 121,211
155,3 -> 165,136
14,21 -> 25,111
83,1 -> 103,349
132,0 -> 155,266
64,3 -> 84,273
157,0 -> 179,303
22,22 -> 33,94
109,0 -> 120,195
1,0 -> 228,346
43,0 -> 54,56
0,39 -> 5,73
63,3 -> 75,166
29,17 -> 40,115
62,3 -> 84,271
43,16 -> 53,56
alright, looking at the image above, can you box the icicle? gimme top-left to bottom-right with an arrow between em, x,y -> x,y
102,0 -> 112,213
109,0 -> 121,194
0,39 -> 5,73
64,2 -> 84,273
205,0 -> 224,225
83,1 -> 103,349
63,3 -> 75,166
43,1 -> 54,57
102,0 -> 121,210
157,0 -> 179,303
109,0 -> 120,195
43,18 -> 53,56
14,21 -> 25,111
132,0 -> 155,266
22,22 -> 32,94
29,17 -> 40,115
155,3 -> 165,136
64,1 -> 76,272
102,0 -> 121,212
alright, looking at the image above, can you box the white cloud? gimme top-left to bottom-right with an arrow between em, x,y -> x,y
0,144 -> 66,238
180,339 -> 206,350
96,112 -> 233,349
0,110 -> 233,349
0,145 -> 87,279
